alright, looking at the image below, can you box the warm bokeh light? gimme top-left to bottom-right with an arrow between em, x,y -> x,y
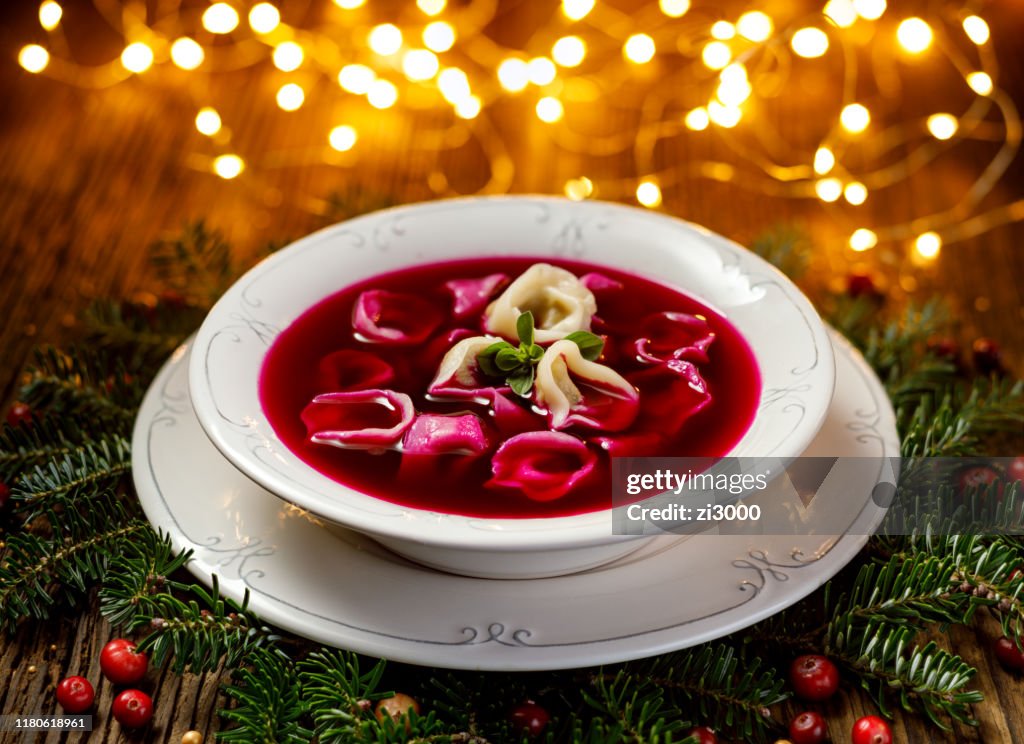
195,107 -> 222,136
528,57 -> 556,85
39,1 -> 62,31
636,180 -> 662,208
707,100 -> 741,128
273,42 -> 304,72
564,176 -> 594,200
717,64 -> 751,106
624,34 -> 655,64
248,3 -> 280,34
701,41 -> 731,70
737,12 -> 773,42
840,103 -> 870,133
897,18 -> 933,53
823,0 -> 857,28
338,64 -> 375,94
454,95 -> 482,119
962,15 -> 990,45
403,49 -> 439,81
658,0 -> 690,18
710,21 -> 736,40
202,3 -> 240,34
212,154 -> 244,179
19,44 -> 50,73
844,181 -> 868,205
170,37 -> 204,70
120,42 -> 154,73
791,27 -> 829,58
684,107 -> 710,131
849,228 -> 878,251
276,82 -> 305,111
423,22 -> 456,52
967,71 -> 993,96
927,113 -> 958,140
497,58 -> 529,92
815,177 -> 842,202
367,79 -> 398,108
328,125 -> 357,152
562,0 -> 595,21
813,147 -> 835,175
417,0 -> 446,16
333,0 -> 366,8
438,67 -> 470,103
536,96 -> 564,123
914,232 -> 942,259
852,0 -> 886,21
552,36 -> 586,67
368,24 -> 403,55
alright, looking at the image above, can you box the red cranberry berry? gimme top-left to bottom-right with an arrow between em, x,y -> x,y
851,715 -> 892,744
100,638 -> 148,685
926,336 -> 961,364
686,726 -> 718,744
972,338 -> 1003,376
789,655 -> 840,702
994,636 -> 1024,671
509,700 -> 550,737
111,689 -> 153,729
55,676 -> 95,713
955,465 -> 1004,504
6,402 -> 32,428
1007,457 -> 1024,485
846,272 -> 880,300
789,710 -> 828,744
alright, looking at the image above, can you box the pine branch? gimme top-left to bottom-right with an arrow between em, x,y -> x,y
748,227 -> 811,280
580,668 -> 691,743
0,417 -> 104,483
218,647 -> 312,744
150,221 -> 235,307
83,298 -> 203,370
297,650 -> 389,742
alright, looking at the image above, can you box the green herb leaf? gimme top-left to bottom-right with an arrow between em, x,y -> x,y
476,341 -> 513,378
507,366 -> 535,397
517,311 -> 535,347
528,343 -> 545,362
495,346 -> 525,372
565,331 -> 605,361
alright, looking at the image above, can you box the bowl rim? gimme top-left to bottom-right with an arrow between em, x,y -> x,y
188,195 -> 835,550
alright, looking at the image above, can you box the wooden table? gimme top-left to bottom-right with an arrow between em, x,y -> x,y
1,1 -> 1022,741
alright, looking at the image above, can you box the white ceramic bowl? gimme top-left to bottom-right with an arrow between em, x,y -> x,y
188,197 -> 835,579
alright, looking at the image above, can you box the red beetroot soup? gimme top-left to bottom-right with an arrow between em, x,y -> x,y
259,256 -> 760,518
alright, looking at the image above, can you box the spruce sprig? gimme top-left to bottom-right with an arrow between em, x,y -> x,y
218,648 -> 312,744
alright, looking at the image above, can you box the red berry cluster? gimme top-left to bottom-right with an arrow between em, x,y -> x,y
55,638 -> 153,729
787,654 -> 892,744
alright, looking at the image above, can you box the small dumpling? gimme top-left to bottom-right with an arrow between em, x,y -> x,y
427,335 -> 501,397
534,339 -> 639,431
484,263 -> 597,343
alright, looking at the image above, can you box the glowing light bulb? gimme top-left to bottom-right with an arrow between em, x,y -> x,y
213,154 -> 244,179
684,107 -> 710,130
438,67 -> 470,102
813,147 -> 835,175
403,49 -> 439,80
562,0 -> 594,21
171,37 -> 204,70
659,0 -> 690,18
840,103 -> 870,133
815,177 -> 842,202
624,34 -> 656,64
710,21 -> 736,40
823,0 -> 857,28
328,125 -> 358,152
717,65 -> 751,105
791,27 -> 829,58
273,41 -> 304,72
967,71 -> 993,96
926,113 -> 958,140
338,64 -> 376,93
367,79 -> 398,108
368,24 -> 403,55
962,15 -> 989,45
897,18 -> 932,53
528,57 -> 557,85
737,11 -> 773,42
454,95 -> 481,119
248,3 -> 280,33
636,180 -> 662,208
852,0 -> 886,21
276,82 -> 305,111
844,182 -> 868,205
417,0 -> 446,15
536,97 -> 564,123
914,232 -> 941,259
333,0 -> 365,7
565,177 -> 594,200
701,41 -> 731,70
202,3 -> 240,34
849,228 -> 877,251
423,21 -> 455,52
552,36 -> 586,67
195,107 -> 222,136
19,44 -> 50,73
120,42 -> 154,73
498,58 -> 529,92
39,1 -> 62,30
707,100 -> 741,128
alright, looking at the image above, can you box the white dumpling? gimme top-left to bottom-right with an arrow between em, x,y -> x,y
428,335 -> 500,395
534,340 -> 639,431
484,263 -> 597,343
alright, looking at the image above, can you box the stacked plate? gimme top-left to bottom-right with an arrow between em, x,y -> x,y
132,197 -> 898,670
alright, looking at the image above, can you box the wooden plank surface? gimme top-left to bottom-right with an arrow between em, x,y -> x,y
1,1 -> 1023,742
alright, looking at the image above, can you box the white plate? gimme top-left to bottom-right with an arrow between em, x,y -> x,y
187,197 -> 836,562
135,330 -> 893,670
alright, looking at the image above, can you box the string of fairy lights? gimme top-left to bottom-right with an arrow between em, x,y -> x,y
14,0 -> 1023,264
